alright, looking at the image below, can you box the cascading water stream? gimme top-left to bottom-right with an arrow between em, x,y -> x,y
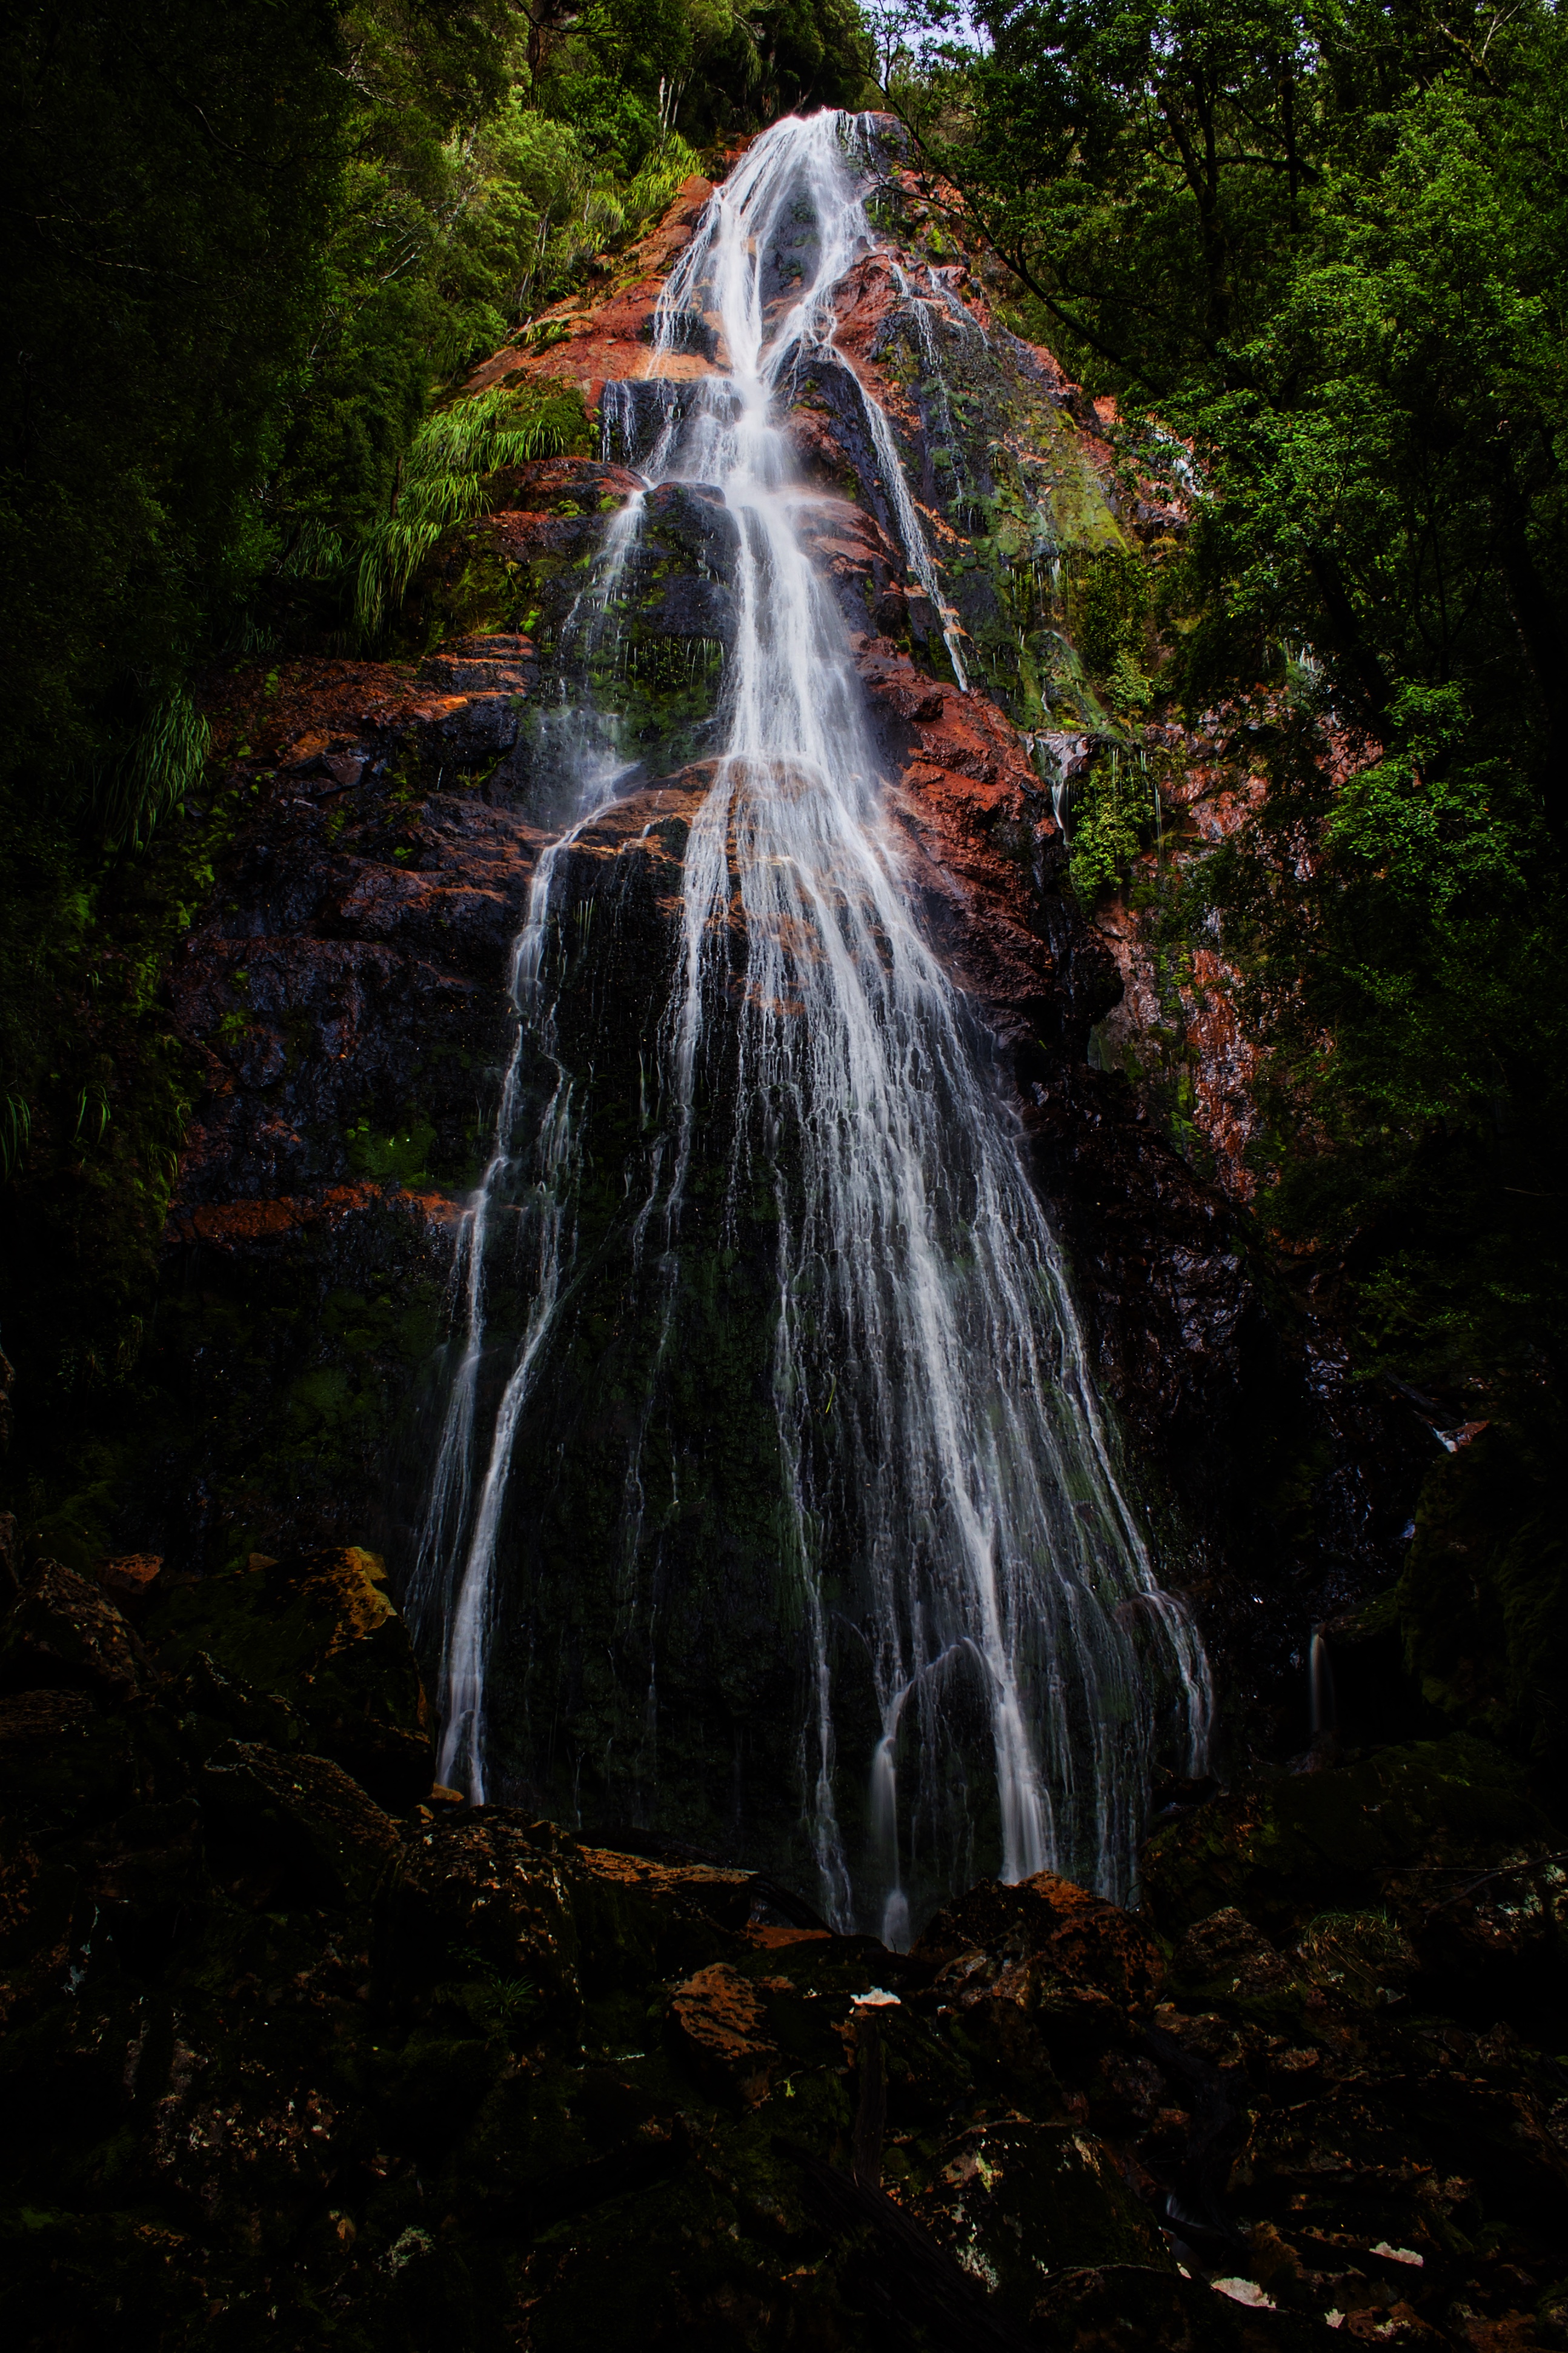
412,490 -> 653,1797
415,111 -> 1211,1929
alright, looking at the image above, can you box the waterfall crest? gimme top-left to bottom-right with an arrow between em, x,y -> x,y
414,111 -> 1210,1934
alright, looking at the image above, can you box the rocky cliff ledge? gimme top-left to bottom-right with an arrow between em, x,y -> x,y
1,1537 -> 1564,2348
72,138 -> 1433,1783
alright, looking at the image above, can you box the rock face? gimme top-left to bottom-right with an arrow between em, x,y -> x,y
147,1545 -> 434,1802
130,120 -> 1432,1868
0,1558 -> 148,1700
0,1549 -> 1563,2350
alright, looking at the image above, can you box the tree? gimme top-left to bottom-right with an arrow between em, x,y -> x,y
888,1 -> 1568,1379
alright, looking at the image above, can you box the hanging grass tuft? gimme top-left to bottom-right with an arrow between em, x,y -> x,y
2,1091 -> 32,1182
97,679 -> 212,852
354,383 -> 585,641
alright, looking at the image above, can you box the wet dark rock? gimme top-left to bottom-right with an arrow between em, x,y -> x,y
570,1841 -> 757,1985
1171,1907 -> 1295,2000
1141,1734 -> 1558,1951
202,1737 -> 403,1903
643,305 -> 720,359
793,494 -> 910,635
0,1686 -> 135,1837
0,1686 -> 95,1745
1031,2265 -> 1326,2350
416,628 -> 537,700
0,1559 -> 147,1701
643,477 -> 741,579
167,1646 -> 308,1755
0,1551 -> 1563,2349
389,1809 -> 583,2019
916,1869 -> 1167,2043
147,1545 -> 433,1802
906,2117 -> 1175,2314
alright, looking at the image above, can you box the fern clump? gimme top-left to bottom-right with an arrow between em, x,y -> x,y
1067,747 -> 1157,903
354,382 -> 587,639
98,681 -> 212,851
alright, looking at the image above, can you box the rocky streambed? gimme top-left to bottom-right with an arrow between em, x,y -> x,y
1,1538 -> 1564,2349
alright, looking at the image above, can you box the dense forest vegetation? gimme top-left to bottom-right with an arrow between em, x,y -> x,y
0,0 -> 871,1513
2,0 -> 1564,1531
883,0 -> 1568,1415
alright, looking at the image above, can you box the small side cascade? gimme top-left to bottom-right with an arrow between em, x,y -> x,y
890,261 -> 980,518
1309,1623 -> 1337,1742
416,822 -> 591,1800
410,491 -> 654,1799
854,385 -> 971,691
416,110 -> 1212,1927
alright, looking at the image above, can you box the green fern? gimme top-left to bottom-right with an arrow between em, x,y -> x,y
72,1079 -> 110,1148
354,385 -> 582,639
1,1092 -> 32,1182
98,680 -> 211,851
277,520 -> 348,582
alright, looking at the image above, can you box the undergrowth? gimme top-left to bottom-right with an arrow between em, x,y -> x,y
354,381 -> 589,639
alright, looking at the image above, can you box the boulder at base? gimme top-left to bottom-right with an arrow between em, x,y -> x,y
145,1543 -> 433,1801
1,1542 -> 1564,2352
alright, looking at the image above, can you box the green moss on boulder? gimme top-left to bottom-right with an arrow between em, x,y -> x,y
146,1545 -> 433,1802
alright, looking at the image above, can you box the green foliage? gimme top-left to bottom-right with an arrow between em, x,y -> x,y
1,0 -> 347,814
447,1948 -> 544,2034
892,0 -> 1568,1391
96,684 -> 213,854
1068,545 -> 1152,710
1174,707 -> 1568,1376
1067,747 -> 1155,902
1,1096 -> 32,1183
354,382 -> 588,636
345,1112 -> 439,1187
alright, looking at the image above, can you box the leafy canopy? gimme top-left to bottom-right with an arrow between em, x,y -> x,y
886,0 -> 1568,1382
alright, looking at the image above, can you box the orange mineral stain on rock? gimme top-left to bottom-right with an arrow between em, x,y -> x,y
666,1962 -> 779,2108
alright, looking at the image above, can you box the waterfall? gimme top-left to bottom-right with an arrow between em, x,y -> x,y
414,111 -> 1210,1930
1309,1625 -> 1336,1742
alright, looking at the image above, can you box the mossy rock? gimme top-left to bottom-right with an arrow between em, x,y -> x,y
1141,1735 -> 1554,1945
0,1560 -> 147,1702
145,1545 -> 433,1802
1397,1426 -> 1567,1772
907,2118 -> 1174,2322
570,1842 -> 756,1991
386,1810 -> 585,2025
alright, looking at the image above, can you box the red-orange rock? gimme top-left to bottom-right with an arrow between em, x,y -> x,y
915,1870 -> 1166,2026
665,1961 -> 778,2108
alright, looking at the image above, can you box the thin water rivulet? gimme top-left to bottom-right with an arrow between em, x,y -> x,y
413,110 -> 1211,1940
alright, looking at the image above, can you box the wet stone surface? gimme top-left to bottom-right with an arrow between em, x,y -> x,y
0,1552 -> 1564,2348
113,145 -> 1432,1782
